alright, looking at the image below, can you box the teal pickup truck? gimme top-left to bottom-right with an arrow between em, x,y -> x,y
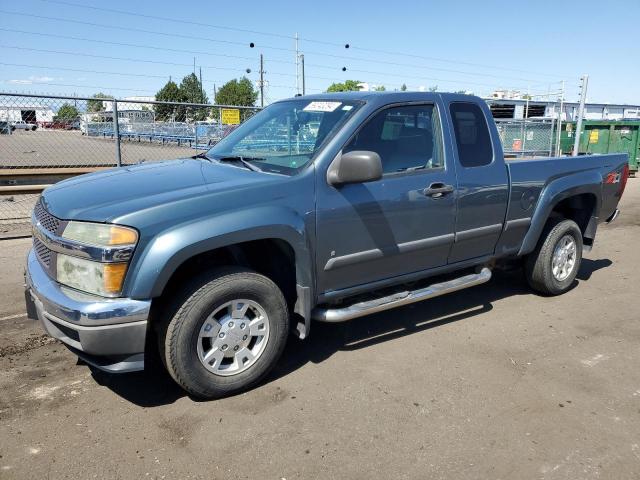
26,92 -> 629,399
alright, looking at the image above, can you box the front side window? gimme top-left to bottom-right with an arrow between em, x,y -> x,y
207,99 -> 361,174
450,102 -> 493,168
343,104 -> 444,174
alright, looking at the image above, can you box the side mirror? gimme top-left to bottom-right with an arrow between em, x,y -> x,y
327,150 -> 383,186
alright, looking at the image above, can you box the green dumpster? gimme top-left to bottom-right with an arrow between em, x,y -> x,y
560,120 -> 640,174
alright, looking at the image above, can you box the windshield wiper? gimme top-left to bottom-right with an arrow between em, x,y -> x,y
192,152 -> 212,161
216,155 -> 264,172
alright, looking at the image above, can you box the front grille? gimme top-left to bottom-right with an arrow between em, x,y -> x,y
34,199 -> 61,235
33,236 -> 51,268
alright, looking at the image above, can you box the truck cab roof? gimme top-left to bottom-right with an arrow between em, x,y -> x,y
278,91 -> 480,105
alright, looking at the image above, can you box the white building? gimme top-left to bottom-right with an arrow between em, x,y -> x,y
0,105 -> 54,123
485,98 -> 640,121
101,96 -> 155,112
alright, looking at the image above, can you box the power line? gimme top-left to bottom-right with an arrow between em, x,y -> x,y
0,30 -> 559,94
1,81 -> 158,94
0,27 -> 298,67
40,0 -> 297,41
0,44 -> 564,99
0,10 -> 292,53
2,10 -> 569,84
37,0 -> 571,80
0,62 -> 225,82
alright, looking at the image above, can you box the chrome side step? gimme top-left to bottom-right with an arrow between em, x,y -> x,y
312,267 -> 492,323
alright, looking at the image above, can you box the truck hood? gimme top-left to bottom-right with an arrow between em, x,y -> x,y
41,159 -> 278,222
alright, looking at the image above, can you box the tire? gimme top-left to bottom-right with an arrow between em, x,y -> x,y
160,267 -> 289,399
524,218 -> 583,295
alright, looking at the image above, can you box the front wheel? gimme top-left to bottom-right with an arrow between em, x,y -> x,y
160,267 -> 289,399
525,218 -> 583,295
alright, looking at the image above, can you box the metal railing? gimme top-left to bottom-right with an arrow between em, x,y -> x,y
0,92 -> 261,236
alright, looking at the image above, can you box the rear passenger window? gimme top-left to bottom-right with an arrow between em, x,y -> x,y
344,105 -> 444,174
450,102 -> 493,167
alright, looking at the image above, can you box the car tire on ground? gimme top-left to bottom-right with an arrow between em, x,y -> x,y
525,218 -> 583,296
159,267 -> 289,399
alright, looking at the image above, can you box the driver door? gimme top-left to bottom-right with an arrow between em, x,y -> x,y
315,103 -> 457,295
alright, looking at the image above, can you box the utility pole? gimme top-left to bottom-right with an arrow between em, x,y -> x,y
555,80 -> 565,156
259,54 -> 265,108
300,54 -> 306,95
295,32 -> 300,95
572,75 -> 589,157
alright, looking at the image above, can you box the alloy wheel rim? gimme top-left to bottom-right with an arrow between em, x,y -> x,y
551,235 -> 577,281
196,299 -> 270,376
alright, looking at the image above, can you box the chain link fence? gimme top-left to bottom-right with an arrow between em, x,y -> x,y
0,92 -> 563,237
495,118 -> 557,159
0,92 -> 260,236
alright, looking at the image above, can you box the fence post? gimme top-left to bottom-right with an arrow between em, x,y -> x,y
113,99 -> 122,167
548,118 -> 555,157
194,115 -> 198,152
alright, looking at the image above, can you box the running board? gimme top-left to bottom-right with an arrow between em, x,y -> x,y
312,267 -> 492,323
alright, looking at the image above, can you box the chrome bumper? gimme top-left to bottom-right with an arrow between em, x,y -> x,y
25,249 -> 151,373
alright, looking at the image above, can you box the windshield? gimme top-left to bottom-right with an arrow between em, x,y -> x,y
207,99 -> 362,174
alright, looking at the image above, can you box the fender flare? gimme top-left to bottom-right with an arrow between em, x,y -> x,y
518,170 -> 602,256
124,206 -> 314,321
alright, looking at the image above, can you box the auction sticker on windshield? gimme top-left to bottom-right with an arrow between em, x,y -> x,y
304,101 -> 342,112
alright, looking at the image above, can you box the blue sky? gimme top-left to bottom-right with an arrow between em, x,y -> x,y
0,0 -> 637,104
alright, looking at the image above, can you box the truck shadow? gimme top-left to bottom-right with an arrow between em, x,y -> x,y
92,258 -> 611,406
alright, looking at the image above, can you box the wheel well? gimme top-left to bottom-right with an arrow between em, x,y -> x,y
160,239 -> 297,309
549,193 -> 597,245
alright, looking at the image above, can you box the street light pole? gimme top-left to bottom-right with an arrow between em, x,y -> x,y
572,75 -> 589,157
301,54 -> 305,95
260,54 -> 265,108
295,32 -> 300,95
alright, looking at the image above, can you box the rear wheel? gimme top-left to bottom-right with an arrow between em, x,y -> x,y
525,218 -> 583,295
160,267 -> 289,399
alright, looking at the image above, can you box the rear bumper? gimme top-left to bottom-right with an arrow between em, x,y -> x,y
25,249 -> 150,373
606,209 -> 620,224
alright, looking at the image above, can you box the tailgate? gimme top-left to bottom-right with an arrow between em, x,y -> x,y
600,154 -> 629,221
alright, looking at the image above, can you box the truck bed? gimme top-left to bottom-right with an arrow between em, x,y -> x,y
500,153 -> 628,256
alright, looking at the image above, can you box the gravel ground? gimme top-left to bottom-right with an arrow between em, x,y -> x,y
0,129 -> 197,237
0,181 -> 638,480
0,129 -> 197,167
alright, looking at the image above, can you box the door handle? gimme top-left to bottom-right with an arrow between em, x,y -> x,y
423,182 -> 454,198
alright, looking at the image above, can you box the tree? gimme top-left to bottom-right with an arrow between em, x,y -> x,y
215,77 -> 258,106
400,83 -> 407,92
326,80 -> 362,92
155,80 -> 185,121
373,85 -> 386,92
179,73 -> 209,121
87,92 -> 113,112
428,85 -> 438,92
55,103 -> 79,121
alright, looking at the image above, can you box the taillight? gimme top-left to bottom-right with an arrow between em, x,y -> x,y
620,164 -> 629,197
605,164 -> 630,197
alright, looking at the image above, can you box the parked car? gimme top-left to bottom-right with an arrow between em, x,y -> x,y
12,120 -> 37,131
25,92 -> 629,399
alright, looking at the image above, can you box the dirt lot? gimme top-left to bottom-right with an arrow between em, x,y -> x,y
0,129 -> 196,167
0,130 -> 196,237
0,182 -> 639,480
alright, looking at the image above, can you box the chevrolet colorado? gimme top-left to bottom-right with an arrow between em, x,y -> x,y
25,92 -> 629,398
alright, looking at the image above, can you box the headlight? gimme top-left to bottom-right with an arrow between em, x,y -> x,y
62,221 -> 138,247
56,254 -> 128,297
